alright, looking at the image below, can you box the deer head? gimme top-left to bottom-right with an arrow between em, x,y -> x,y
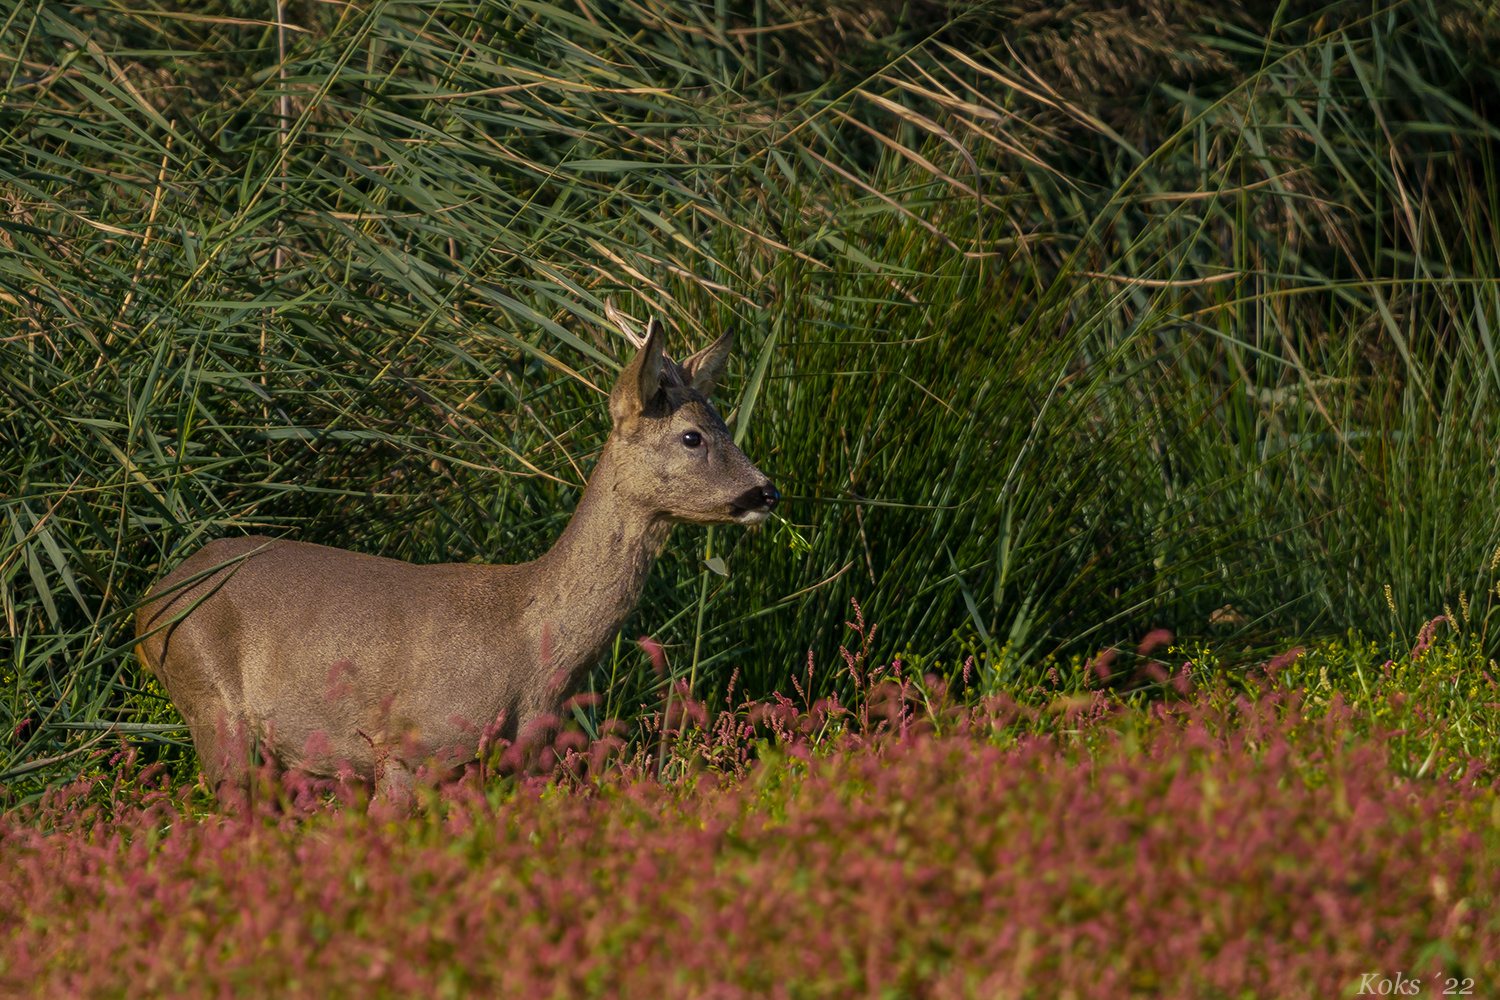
606,318 -> 780,525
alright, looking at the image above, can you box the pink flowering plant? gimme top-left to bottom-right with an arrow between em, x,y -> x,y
0,602 -> 1497,998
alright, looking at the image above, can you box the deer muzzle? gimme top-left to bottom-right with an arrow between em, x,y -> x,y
731,484 -> 780,525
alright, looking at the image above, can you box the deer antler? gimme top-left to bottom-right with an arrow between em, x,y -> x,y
604,299 -> 679,380
604,298 -> 646,349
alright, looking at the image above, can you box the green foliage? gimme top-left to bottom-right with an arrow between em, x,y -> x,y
4,1 -> 1500,794
1267,622 -> 1500,782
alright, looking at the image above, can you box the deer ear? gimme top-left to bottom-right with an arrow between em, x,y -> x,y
679,330 -> 734,397
609,317 -> 666,426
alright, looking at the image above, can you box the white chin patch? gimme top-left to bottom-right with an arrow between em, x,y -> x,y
734,509 -> 769,526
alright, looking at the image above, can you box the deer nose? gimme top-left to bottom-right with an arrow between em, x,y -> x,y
733,484 -> 780,513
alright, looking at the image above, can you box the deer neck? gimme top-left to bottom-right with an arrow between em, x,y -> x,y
523,442 -> 672,692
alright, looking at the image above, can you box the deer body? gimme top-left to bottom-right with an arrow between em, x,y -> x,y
135,321 -> 777,798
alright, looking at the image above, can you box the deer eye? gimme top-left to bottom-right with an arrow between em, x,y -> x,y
681,431 -> 703,449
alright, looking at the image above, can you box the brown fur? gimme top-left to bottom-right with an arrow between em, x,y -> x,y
134,322 -> 775,800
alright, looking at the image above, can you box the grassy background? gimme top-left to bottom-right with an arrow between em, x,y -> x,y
4,0 -> 1500,794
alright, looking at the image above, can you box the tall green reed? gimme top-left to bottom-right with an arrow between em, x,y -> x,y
2,0 -> 1498,795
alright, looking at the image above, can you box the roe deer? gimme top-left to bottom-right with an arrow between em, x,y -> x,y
135,319 -> 779,800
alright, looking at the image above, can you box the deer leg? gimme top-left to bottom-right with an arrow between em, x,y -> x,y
188,707 -> 259,806
373,756 -> 416,809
